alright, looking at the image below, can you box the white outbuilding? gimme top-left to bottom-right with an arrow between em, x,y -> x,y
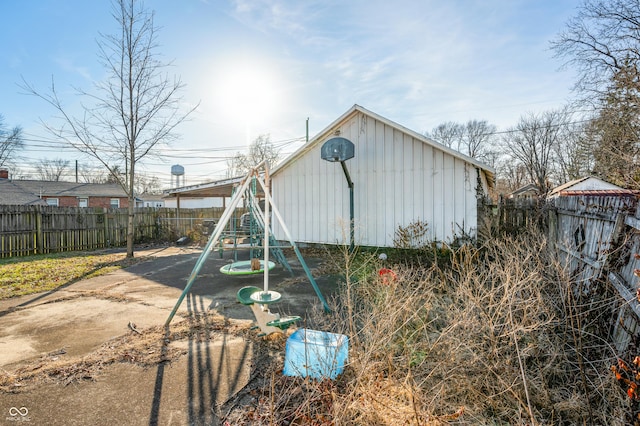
271,105 -> 495,247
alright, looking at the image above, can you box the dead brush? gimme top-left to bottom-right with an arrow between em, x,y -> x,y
259,227 -> 628,425
0,311 -> 238,392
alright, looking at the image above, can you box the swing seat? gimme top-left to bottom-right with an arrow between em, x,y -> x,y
237,286 -> 262,305
221,260 -> 276,275
237,287 -> 282,305
267,315 -> 301,330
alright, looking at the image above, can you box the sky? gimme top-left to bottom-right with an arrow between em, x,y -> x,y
0,0 -> 582,187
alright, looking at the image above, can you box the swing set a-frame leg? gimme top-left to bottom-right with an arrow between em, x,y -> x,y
164,171 -> 254,327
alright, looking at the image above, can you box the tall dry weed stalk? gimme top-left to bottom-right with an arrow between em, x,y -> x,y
230,228 -> 627,425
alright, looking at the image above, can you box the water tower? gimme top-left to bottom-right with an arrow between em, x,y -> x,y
171,164 -> 185,188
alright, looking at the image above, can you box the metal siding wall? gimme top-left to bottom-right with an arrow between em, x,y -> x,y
402,134 -> 415,225
422,144 -> 434,240
373,119 -> 385,245
465,166 -> 479,234
393,130 -> 404,239
453,158 -> 467,236
272,111 -> 481,247
432,149 -> 445,241
348,114 -> 362,244
303,153 -> 313,242
443,154 -> 455,238
382,124 -> 394,244
412,139 -> 424,227
362,115 -> 378,245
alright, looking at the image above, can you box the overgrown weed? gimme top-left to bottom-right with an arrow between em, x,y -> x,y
231,227 -> 627,425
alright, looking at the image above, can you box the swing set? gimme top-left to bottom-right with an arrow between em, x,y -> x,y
164,161 -> 330,335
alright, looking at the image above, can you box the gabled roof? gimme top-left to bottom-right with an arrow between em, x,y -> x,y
0,179 -> 127,205
509,183 -> 539,197
271,104 -> 496,182
549,176 -> 622,198
0,180 -> 47,205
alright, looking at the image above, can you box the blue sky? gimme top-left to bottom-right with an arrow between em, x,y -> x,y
1,0 -> 581,186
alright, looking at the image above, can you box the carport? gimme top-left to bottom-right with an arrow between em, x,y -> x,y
164,175 -> 263,209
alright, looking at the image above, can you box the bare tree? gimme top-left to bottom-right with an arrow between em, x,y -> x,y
552,0 -> 640,102
226,134 -> 280,177
587,63 -> 640,188
35,158 -> 70,181
134,174 -> 162,195
0,114 -> 23,168
553,120 -> 596,183
502,109 -> 570,195
427,119 -> 497,162
77,164 -> 104,183
463,119 -> 497,161
496,161 -> 529,194
426,122 -> 463,149
24,0 -> 196,257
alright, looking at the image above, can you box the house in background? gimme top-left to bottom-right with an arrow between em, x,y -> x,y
136,193 -> 165,208
507,183 -> 540,202
270,104 -> 495,247
548,176 -> 623,199
0,170 -> 129,207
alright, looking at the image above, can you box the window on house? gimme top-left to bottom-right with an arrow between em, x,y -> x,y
110,198 -> 120,208
46,198 -> 59,206
78,198 -> 88,208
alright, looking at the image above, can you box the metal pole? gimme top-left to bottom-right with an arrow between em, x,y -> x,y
256,177 -> 331,312
263,164 -> 270,294
349,185 -> 354,253
164,171 -> 254,326
340,161 -> 355,252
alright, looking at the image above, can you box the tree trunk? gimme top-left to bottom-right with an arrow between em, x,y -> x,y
127,196 -> 135,258
126,148 -> 135,258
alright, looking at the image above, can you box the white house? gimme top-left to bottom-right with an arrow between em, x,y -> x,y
270,105 -> 495,247
136,193 -> 165,208
548,176 -> 623,199
507,183 -> 539,201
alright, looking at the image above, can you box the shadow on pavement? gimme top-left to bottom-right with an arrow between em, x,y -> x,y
148,293 -> 253,426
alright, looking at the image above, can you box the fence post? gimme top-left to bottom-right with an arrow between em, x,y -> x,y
36,206 -> 44,255
103,208 -> 109,247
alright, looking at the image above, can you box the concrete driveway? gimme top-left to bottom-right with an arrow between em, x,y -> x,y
0,245 -> 338,425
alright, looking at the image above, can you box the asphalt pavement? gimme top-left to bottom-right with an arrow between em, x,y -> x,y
0,244 -> 338,425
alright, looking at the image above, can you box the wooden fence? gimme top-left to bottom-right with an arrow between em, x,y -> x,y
478,197 -> 544,239
548,193 -> 640,352
0,206 -> 232,258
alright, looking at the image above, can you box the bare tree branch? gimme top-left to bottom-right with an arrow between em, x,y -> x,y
35,158 -> 70,181
0,114 -> 24,168
502,109 -> 571,195
21,0 -> 197,257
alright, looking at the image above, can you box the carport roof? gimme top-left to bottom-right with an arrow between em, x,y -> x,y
164,175 -> 264,198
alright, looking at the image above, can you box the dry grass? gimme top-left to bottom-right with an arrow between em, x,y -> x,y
1,232 -> 630,424
0,251 -> 147,300
222,228 -> 628,425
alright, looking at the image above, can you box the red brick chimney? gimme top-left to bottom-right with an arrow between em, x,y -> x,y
0,169 -> 8,179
